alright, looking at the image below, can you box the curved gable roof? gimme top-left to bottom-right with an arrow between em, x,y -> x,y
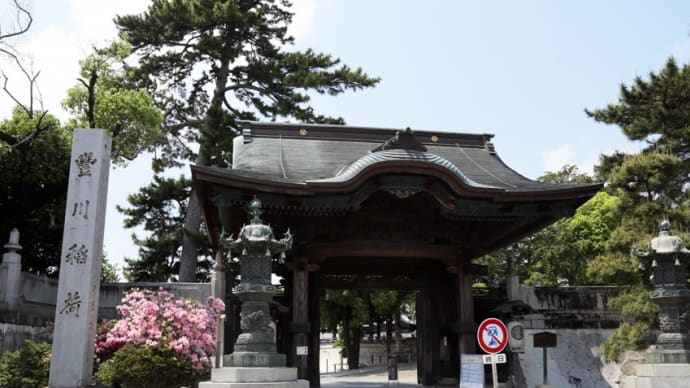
222,121 -> 600,197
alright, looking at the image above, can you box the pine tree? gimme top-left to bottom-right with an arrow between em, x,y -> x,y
585,57 -> 690,361
117,175 -> 213,281
113,0 -> 380,280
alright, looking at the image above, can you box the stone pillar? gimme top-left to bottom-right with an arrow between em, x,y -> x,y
1,228 -> 22,307
49,129 -> 111,388
506,255 -> 520,302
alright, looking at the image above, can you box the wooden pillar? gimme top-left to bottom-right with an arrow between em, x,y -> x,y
438,273 -> 458,381
308,271 -> 321,387
223,294 -> 241,355
415,290 -> 423,384
291,265 -> 310,380
420,273 -> 440,386
457,259 -> 476,355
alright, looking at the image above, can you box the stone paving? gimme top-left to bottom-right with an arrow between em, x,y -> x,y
320,363 -> 420,387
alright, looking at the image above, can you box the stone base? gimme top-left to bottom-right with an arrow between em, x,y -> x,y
199,367 -> 308,388
224,352 -> 286,367
621,363 -> 690,388
645,350 -> 690,363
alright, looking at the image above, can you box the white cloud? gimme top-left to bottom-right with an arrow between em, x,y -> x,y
68,0 -> 147,42
0,1 -> 149,120
542,144 -> 576,173
671,39 -> 690,64
288,0 -> 316,39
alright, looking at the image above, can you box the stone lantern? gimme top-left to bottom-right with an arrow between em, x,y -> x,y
633,219 -> 690,362
223,196 -> 293,367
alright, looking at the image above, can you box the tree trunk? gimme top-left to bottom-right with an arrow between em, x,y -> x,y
385,317 -> 392,355
349,326 -> 362,370
342,307 -> 351,365
178,185 -> 202,282
394,311 -> 402,354
178,39 -> 232,282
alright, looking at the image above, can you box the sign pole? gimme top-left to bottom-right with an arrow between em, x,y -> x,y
491,357 -> 498,388
542,347 -> 548,385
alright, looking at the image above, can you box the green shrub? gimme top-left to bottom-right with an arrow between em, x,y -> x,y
95,343 -> 206,388
602,321 -> 648,362
601,286 -> 657,362
0,339 -> 51,388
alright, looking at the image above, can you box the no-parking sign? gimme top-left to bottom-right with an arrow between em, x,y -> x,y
477,317 -> 508,354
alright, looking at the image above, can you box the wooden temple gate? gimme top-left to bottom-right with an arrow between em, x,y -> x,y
192,122 -> 600,386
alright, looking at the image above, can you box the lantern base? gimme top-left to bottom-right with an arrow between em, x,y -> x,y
646,349 -> 690,364
224,352 -> 287,368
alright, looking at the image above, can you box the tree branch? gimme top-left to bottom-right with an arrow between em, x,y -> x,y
8,110 -> 49,150
0,0 -> 33,41
1,70 -> 30,116
163,118 -> 205,133
0,130 -> 18,145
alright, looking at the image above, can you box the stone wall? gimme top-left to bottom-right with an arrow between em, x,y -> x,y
0,229 -> 214,357
0,322 -> 37,357
0,264 -> 210,356
515,282 -> 621,328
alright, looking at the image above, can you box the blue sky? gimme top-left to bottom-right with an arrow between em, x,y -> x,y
2,0 -> 690,277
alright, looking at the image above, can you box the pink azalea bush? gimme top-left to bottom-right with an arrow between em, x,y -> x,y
97,288 -> 225,371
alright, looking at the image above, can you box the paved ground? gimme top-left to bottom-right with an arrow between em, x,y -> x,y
320,363 -> 420,387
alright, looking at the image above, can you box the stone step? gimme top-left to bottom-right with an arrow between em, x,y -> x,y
199,379 -> 309,388
209,367 -> 299,383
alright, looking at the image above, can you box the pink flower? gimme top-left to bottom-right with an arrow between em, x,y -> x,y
96,288 -> 225,371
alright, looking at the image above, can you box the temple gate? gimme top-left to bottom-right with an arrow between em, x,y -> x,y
192,122 -> 600,386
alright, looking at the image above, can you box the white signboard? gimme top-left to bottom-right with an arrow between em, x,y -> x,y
482,353 -> 507,364
460,353 -> 484,388
296,346 -> 309,355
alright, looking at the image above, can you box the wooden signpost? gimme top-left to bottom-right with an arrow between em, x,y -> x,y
533,331 -> 557,386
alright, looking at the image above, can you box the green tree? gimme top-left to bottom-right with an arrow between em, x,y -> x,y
113,0 -> 380,281
585,57 -> 690,360
586,58 -> 690,159
586,57 -> 690,239
320,289 -> 369,369
477,165 -> 616,287
63,41 -> 163,165
538,164 -> 594,185
117,175 -> 213,281
0,108 -> 71,274
369,290 -> 410,354
101,255 -> 121,283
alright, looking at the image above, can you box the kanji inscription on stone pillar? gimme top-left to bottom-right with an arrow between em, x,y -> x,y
49,129 -> 111,388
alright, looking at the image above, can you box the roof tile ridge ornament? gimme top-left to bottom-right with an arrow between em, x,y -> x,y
371,127 -> 427,153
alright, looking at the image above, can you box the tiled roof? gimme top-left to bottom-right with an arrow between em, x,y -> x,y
225,122 -> 598,193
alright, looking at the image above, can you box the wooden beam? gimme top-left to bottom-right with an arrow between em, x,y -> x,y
303,242 -> 458,261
